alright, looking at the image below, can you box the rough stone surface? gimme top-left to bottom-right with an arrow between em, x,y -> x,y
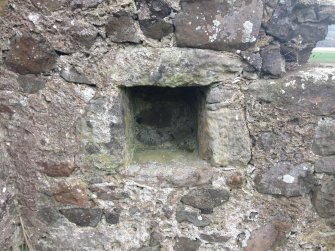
38,160 -> 76,177
139,19 -> 174,40
108,47 -> 243,87
200,233 -> 230,243
312,176 -> 335,218
315,156 -> 335,174
174,237 -> 201,251
106,11 -> 141,43
60,208 -> 102,227
245,217 -> 291,251
175,0 -> 263,50
53,183 -> 90,207
255,162 -> 313,197
1,0 -> 335,250
104,208 -> 121,224
17,74 -> 46,94
71,0 -> 103,9
60,67 -> 92,85
261,45 -> 286,77
176,208 -> 211,227
5,34 -> 57,75
312,118 -> 335,156
202,108 -> 251,166
181,188 -> 229,214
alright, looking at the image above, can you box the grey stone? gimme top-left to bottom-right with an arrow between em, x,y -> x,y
241,52 -> 262,72
176,208 -> 211,227
149,231 -> 162,247
312,176 -> 335,218
297,23 -> 328,43
174,0 -> 263,51
174,237 -> 201,251
60,67 -> 92,85
108,47 -> 243,87
312,118 -> 335,156
318,6 -> 335,23
148,0 -> 171,19
280,43 -> 314,64
139,19 -> 173,40
200,233 -> 230,243
71,0 -> 103,9
5,34 -> 57,75
60,208 -> 102,227
315,156 -> 335,174
260,45 -> 285,77
106,11 -> 141,43
104,208 -> 121,224
89,184 -> 129,201
31,0 -> 68,12
199,108 -> 251,167
70,25 -> 98,49
246,67 -> 335,115
37,207 -> 61,225
181,188 -> 229,214
17,75 -> 46,94
265,1 -> 296,42
295,7 -> 318,23
255,162 -> 313,197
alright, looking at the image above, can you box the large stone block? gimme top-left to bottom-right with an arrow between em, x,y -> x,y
174,0 -> 263,51
202,108 -> 251,166
246,66 -> 335,115
312,176 -> 335,218
181,188 -> 229,214
255,162 -> 313,197
312,118 -> 335,156
5,34 -> 57,75
107,47 -> 243,87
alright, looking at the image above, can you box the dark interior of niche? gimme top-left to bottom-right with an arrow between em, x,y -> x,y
123,86 -> 207,163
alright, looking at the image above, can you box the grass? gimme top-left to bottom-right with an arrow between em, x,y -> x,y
309,51 -> 335,63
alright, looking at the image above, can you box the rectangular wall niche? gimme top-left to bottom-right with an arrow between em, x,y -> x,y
122,86 -> 207,164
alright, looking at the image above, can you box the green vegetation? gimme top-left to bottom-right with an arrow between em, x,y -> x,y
19,244 -> 29,251
309,51 -> 335,63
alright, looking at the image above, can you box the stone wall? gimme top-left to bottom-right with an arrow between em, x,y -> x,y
0,0 -> 335,250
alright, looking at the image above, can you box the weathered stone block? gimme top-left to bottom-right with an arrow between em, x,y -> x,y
181,188 -> 229,214
202,108 -> 251,167
71,0 -> 103,9
315,156 -> 335,174
106,11 -> 141,43
174,0 -> 263,50
139,19 -> 173,40
5,34 -> 57,75
60,67 -> 92,85
312,118 -> 335,156
260,45 -> 286,76
174,237 -> 201,251
104,208 -> 121,224
312,176 -> 335,218
60,208 -> 102,227
245,217 -> 291,251
176,208 -> 211,227
246,66 -> 335,115
39,160 -> 75,177
53,183 -> 89,207
255,162 -> 313,197
17,75 -> 46,94
200,233 -> 230,243
108,47 -> 243,87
